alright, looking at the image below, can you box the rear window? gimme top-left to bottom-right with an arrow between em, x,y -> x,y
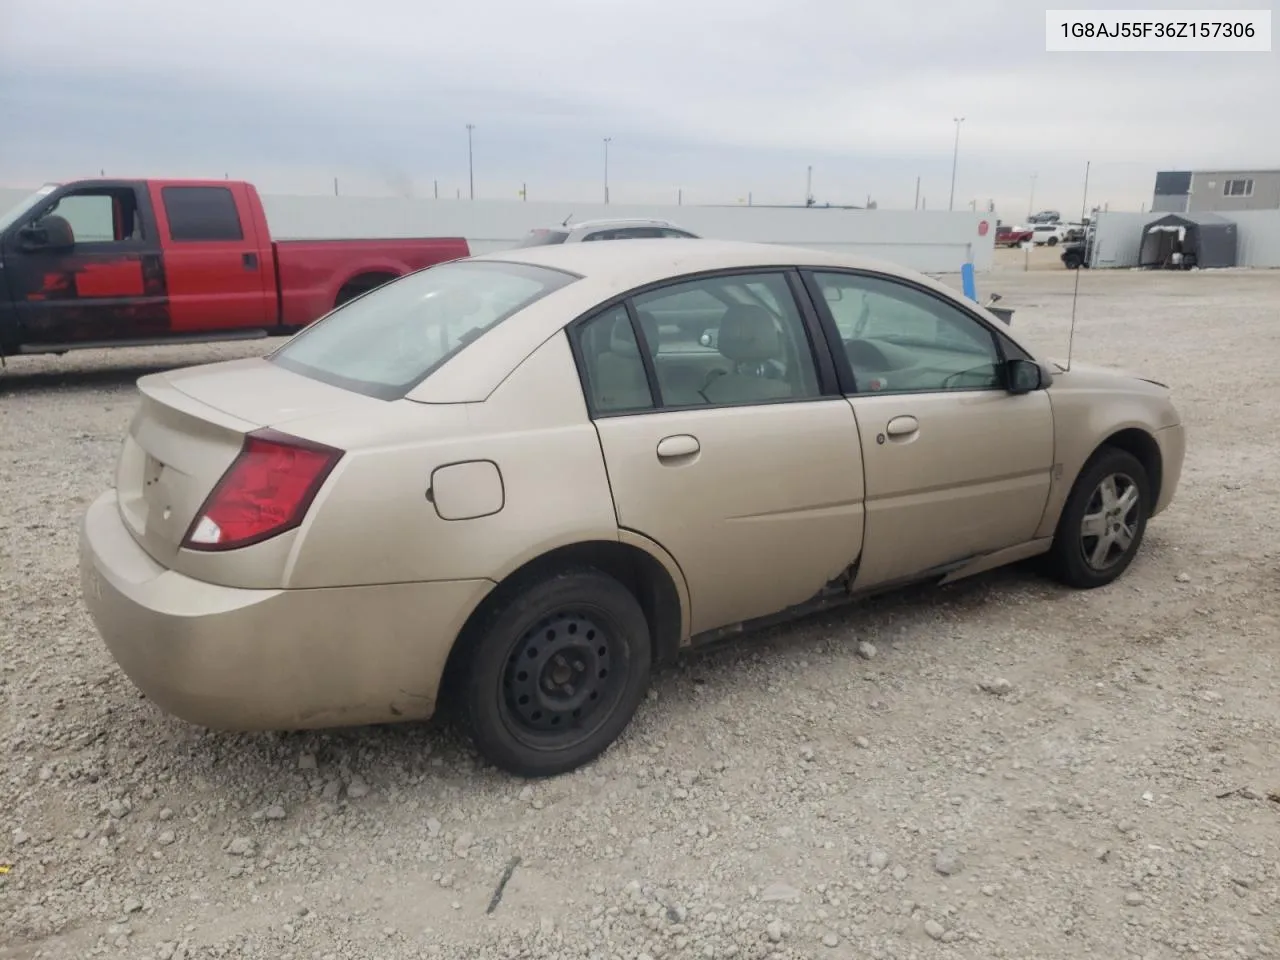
515,228 -> 569,248
269,260 -> 577,400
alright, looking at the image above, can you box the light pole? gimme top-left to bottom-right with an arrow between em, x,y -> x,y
1028,172 -> 1038,219
466,124 -> 475,200
603,137 -> 611,204
948,116 -> 964,212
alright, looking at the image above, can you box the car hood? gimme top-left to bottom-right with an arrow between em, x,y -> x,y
1047,358 -> 1169,391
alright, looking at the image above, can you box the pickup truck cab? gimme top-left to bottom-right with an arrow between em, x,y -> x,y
0,178 -> 469,358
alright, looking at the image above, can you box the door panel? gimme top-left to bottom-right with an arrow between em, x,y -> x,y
150,182 -> 270,332
5,183 -> 169,345
594,401 -> 865,635
848,390 -> 1053,588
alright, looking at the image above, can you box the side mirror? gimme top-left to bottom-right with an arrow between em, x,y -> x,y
18,218 -> 72,253
1006,357 -> 1046,394
17,225 -> 50,251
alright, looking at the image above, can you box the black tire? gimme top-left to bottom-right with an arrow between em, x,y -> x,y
1044,447 -> 1151,589
1063,255 -> 1082,270
1046,235 -> 1059,246
460,568 -> 651,777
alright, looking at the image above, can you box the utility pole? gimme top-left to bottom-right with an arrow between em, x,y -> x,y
603,137 -> 611,204
805,165 -> 813,206
948,117 -> 964,212
1028,172 -> 1037,218
333,177 -> 338,196
466,124 -> 475,200
678,188 -> 683,205
914,176 -> 921,210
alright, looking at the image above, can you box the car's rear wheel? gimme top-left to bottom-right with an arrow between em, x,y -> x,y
1044,447 -> 1151,589
461,568 -> 651,777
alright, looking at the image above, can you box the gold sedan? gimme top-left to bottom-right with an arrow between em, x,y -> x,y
79,240 -> 1185,777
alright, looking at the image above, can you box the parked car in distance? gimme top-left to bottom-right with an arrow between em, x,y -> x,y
996,223 -> 1033,247
514,217 -> 700,248
1026,210 -> 1062,225
1061,240 -> 1088,269
1032,222 -> 1072,246
0,178 -> 469,359
79,239 -> 1186,778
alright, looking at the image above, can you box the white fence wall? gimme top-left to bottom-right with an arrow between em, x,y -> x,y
261,196 -> 994,273
1,186 -> 996,273
1089,208 -> 1280,269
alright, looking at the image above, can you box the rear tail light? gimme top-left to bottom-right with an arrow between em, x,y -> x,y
182,428 -> 343,552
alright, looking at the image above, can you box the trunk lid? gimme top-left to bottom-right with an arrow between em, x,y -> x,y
116,357 -> 380,576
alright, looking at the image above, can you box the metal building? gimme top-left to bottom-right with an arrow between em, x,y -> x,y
1152,169 -> 1280,214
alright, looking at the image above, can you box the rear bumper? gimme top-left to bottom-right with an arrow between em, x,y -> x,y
79,490 -> 493,731
1152,422 -> 1186,517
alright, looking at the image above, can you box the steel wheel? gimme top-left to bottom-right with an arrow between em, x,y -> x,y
458,567 -> 652,777
499,610 -> 623,748
1078,472 -> 1141,571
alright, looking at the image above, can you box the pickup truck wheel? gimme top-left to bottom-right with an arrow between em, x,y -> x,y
334,272 -> 398,309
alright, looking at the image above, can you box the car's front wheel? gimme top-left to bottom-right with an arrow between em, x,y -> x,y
461,568 -> 652,777
1045,447 -> 1151,589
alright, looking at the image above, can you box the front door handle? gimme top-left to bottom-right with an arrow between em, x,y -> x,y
885,415 -> 919,437
656,434 -> 700,461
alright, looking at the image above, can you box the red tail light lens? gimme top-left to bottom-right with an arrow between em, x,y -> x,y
182,429 -> 343,552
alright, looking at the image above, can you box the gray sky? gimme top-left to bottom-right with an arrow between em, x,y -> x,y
1,0 -> 1276,216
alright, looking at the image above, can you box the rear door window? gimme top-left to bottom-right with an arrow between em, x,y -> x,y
161,186 -> 244,242
270,260 -> 577,400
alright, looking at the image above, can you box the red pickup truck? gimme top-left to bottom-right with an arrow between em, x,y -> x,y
0,178 -> 469,358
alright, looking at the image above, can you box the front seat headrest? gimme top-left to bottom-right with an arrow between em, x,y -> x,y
716,304 -> 780,364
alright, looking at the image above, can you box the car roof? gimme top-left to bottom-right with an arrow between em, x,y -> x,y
471,238 -> 923,290
566,217 -> 683,229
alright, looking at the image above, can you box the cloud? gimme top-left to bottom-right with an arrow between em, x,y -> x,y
1,0 -> 1276,214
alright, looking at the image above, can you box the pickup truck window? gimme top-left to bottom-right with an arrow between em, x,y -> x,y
161,186 -> 244,242
269,260 -> 578,400
37,186 -> 146,242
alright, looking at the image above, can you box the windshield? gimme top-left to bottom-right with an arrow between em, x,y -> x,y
269,259 -> 577,400
0,184 -> 57,233
514,228 -> 569,248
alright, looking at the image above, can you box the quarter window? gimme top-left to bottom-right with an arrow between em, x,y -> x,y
161,186 -> 244,242
811,272 -> 1003,394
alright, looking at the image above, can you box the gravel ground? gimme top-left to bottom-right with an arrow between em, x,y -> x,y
2,267 -> 1278,960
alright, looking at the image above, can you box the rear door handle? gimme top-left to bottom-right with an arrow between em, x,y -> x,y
885,415 -> 919,437
242,252 -> 258,270
656,434 -> 700,461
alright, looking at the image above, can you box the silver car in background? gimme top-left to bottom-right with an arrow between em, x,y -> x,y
514,217 -> 700,248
